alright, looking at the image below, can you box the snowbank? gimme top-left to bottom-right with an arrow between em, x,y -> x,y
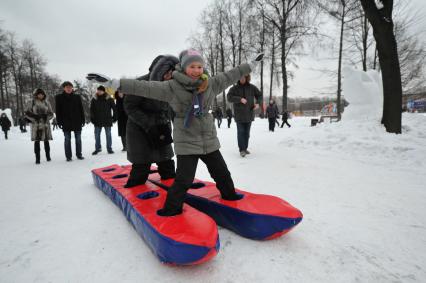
342,66 -> 383,122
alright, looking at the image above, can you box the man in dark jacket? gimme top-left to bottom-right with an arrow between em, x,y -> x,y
0,113 -> 12,139
227,74 -> 262,157
18,114 -> 27,133
215,107 -> 223,128
280,111 -> 292,128
266,99 -> 279,132
115,90 -> 128,151
123,55 -> 176,188
90,85 -> 117,155
226,108 -> 233,128
55,81 -> 85,161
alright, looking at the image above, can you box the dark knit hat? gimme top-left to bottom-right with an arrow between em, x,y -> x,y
179,49 -> 204,70
97,85 -> 106,92
62,81 -> 73,88
33,88 -> 46,97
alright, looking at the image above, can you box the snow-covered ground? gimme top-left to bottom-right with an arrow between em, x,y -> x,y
1,68 -> 426,282
0,113 -> 425,283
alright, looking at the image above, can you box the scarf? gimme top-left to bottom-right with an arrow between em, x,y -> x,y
173,68 -> 209,128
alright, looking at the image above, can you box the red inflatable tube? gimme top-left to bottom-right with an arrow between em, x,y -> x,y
148,170 -> 303,240
91,164 -> 219,265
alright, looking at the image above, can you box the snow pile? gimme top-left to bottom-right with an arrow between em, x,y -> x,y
280,66 -> 426,168
342,66 -> 383,122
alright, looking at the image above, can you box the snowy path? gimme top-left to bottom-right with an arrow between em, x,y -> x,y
0,116 -> 425,283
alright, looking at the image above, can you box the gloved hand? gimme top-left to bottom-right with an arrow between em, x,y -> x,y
86,73 -> 111,83
249,53 -> 264,70
86,73 -> 120,90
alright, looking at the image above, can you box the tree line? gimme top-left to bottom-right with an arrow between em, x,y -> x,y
0,26 -> 62,122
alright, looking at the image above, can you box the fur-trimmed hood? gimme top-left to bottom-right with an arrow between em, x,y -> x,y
149,55 -> 179,82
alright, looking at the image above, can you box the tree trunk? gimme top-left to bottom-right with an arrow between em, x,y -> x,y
361,0 -> 402,134
337,6 -> 345,120
270,31 -> 276,102
259,11 -> 266,117
361,14 -> 369,71
219,12 -> 227,112
0,67 -> 4,110
281,3 -> 288,113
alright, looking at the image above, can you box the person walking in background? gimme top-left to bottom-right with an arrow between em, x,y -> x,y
266,99 -> 279,132
25,89 -> 54,164
123,55 -> 177,188
90,85 -> 117,155
18,114 -> 27,133
226,108 -> 233,128
215,107 -> 223,128
280,111 -> 291,128
51,117 -> 58,130
115,89 -> 128,151
0,113 -> 11,140
55,81 -> 86,161
227,74 -> 262,157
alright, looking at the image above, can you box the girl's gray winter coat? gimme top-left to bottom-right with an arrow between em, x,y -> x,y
121,63 -> 251,155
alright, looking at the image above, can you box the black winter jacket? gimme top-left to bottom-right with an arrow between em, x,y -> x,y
124,55 -> 177,164
227,82 -> 262,123
90,94 -> 117,127
55,92 -> 85,131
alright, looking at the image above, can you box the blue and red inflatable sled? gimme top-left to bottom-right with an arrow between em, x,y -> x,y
92,164 -> 303,265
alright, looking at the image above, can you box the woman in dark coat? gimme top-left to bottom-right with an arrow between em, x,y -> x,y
114,89 -> 128,151
123,55 -> 178,188
25,88 -> 54,164
0,113 -> 12,139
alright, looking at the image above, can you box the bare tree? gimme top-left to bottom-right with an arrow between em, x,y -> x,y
263,0 -> 318,112
360,0 -> 402,133
317,0 -> 359,120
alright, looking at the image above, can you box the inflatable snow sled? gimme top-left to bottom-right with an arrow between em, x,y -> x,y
148,173 -> 303,240
91,164 -> 219,265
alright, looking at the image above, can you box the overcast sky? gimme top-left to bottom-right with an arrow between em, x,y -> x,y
1,0 -> 426,97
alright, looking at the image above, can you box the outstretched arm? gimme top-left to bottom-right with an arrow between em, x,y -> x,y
210,63 -> 251,95
120,79 -> 174,102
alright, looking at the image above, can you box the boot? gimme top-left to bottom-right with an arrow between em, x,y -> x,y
35,141 -> 41,164
124,163 -> 150,188
45,141 -> 51,161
